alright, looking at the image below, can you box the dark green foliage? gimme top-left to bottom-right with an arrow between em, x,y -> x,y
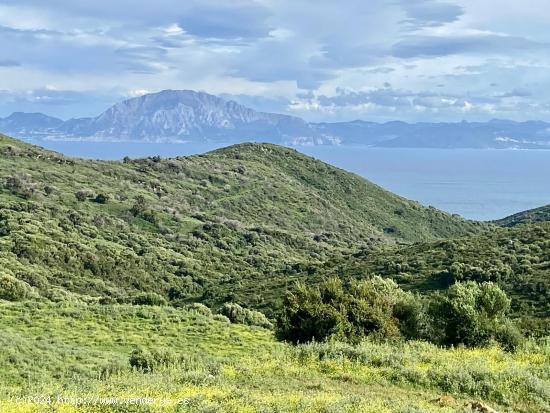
0,134 -> 482,313
278,278 -> 522,349
314,222 -> 550,334
219,303 -> 273,328
131,292 -> 168,306
129,347 -> 178,372
277,277 -> 420,344
429,282 -> 521,349
496,204 -> 550,227
0,274 -> 32,301
94,193 -> 109,204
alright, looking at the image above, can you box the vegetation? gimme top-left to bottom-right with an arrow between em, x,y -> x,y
0,134 -> 482,314
0,134 -> 548,411
496,204 -> 550,227
277,277 -> 520,350
314,222 -> 550,334
0,301 -> 548,413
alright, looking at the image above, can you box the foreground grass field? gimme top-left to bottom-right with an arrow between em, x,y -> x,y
1,302 -> 548,412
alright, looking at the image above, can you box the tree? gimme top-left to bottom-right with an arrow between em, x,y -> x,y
94,193 -> 109,204
277,276 -> 419,344
430,281 -> 521,349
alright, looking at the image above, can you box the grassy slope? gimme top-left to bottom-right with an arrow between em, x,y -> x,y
0,135 -> 482,312
314,222 -> 550,332
1,302 -> 548,413
496,205 -> 550,227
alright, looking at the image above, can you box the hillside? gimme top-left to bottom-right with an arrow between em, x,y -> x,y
1,301 -> 548,413
496,204 -> 550,227
313,222 -> 550,333
0,134 -> 481,312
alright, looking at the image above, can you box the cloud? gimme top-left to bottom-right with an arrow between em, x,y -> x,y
1,0 -> 550,122
392,33 -> 550,58
179,2 -> 272,40
497,88 -> 532,98
400,0 -> 464,27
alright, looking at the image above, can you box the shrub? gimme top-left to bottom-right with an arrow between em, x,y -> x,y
94,193 -> 109,204
213,314 -> 230,323
129,347 -> 177,372
219,303 -> 273,329
131,292 -> 167,306
430,281 -> 522,350
0,274 -> 32,301
186,302 -> 212,317
277,276 -> 416,344
75,190 -> 90,201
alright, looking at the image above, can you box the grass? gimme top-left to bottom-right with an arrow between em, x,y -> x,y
0,302 -> 548,413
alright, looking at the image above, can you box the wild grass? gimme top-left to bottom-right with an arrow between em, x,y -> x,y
1,302 -> 548,412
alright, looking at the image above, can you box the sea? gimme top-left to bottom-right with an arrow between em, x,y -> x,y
29,140 -> 550,222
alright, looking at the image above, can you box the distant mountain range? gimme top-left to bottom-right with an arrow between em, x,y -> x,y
2,89 -> 550,149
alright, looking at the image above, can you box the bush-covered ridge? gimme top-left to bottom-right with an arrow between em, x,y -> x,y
496,204 -> 550,227
313,222 -> 550,333
0,134 -> 482,310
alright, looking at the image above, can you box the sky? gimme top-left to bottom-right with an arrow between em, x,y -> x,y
1,0 -> 550,122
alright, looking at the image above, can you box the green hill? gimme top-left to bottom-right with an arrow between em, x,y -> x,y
313,222 -> 550,333
0,134 -> 481,311
496,204 -> 550,227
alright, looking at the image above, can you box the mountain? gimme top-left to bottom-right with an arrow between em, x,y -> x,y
2,90 -> 328,144
0,112 -> 63,138
0,133 -> 482,311
2,90 -> 550,148
495,204 -> 550,227
311,119 -> 550,148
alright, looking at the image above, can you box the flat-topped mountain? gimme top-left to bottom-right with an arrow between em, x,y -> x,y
2,90 -> 550,148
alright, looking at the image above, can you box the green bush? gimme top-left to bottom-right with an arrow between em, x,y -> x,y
75,190 -> 90,201
186,302 -> 212,317
430,281 -> 522,350
128,347 -> 178,372
219,303 -> 273,329
0,274 -> 32,301
131,292 -> 167,306
277,276 -> 417,344
94,193 -> 109,204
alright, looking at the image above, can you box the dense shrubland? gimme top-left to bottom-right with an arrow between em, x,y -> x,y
277,277 -> 522,350
0,134 -> 485,316
312,222 -> 550,335
0,134 -> 549,411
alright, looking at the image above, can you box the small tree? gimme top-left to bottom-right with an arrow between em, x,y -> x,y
430,281 -> 521,349
94,193 -> 109,204
277,276 -> 418,344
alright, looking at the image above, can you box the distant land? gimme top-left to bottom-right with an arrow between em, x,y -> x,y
2,89 -> 550,149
